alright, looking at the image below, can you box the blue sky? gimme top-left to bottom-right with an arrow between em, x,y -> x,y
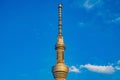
0,0 -> 120,80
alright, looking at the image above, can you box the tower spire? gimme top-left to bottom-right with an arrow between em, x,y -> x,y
56,3 -> 65,64
58,3 -> 62,36
52,4 -> 69,80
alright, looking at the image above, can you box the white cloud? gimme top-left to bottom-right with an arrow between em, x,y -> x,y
69,60 -> 120,74
115,60 -> 120,70
115,17 -> 120,22
72,0 -> 103,10
115,66 -> 120,70
80,64 -> 115,74
111,17 -> 120,23
77,22 -> 86,28
69,66 -> 80,73
117,60 -> 120,64
83,0 -> 101,9
113,60 -> 120,70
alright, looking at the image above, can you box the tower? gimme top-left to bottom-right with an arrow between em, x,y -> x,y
52,4 -> 69,80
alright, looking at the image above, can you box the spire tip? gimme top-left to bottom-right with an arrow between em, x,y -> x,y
58,4 -> 62,8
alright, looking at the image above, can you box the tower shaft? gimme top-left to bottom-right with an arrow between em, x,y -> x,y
52,4 -> 69,80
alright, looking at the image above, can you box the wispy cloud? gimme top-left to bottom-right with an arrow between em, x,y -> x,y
111,17 -> 120,23
77,22 -> 86,28
69,66 -> 80,73
106,17 -> 120,24
72,0 -> 103,10
80,64 -> 115,74
115,66 -> 120,70
115,60 -> 120,70
117,60 -> 120,64
83,0 -> 102,10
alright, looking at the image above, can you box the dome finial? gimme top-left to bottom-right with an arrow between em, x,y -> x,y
58,3 -> 62,8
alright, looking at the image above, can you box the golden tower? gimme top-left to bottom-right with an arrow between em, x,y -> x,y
52,4 -> 69,80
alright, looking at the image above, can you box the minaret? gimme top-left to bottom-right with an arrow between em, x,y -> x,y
52,4 -> 69,80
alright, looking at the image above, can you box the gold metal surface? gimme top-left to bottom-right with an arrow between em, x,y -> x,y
52,3 -> 69,80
